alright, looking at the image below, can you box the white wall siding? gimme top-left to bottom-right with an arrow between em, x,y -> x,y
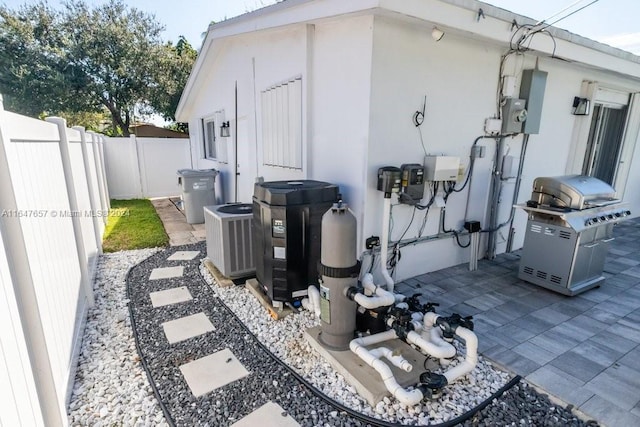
104,136 -> 191,199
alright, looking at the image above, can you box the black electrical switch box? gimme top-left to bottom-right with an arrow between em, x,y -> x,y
464,220 -> 481,233
377,166 -> 402,197
400,163 -> 425,202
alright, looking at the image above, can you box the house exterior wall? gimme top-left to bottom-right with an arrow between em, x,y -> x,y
185,15 -> 374,208
366,16 -> 640,281
307,16 -> 374,246
181,2 -> 640,281
186,25 -> 309,204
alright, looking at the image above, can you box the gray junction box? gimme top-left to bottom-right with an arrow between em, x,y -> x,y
519,69 -> 547,134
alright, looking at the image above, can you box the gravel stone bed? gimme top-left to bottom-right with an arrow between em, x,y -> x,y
68,248 -> 167,427
69,243 -> 601,427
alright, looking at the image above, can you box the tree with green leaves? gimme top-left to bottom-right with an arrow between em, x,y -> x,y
0,0 -> 196,136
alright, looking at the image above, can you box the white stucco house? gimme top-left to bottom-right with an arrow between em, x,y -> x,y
175,0 -> 640,281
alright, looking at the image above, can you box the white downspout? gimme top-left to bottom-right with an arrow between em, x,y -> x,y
350,331 -> 424,406
443,327 -> 478,384
380,197 -> 395,291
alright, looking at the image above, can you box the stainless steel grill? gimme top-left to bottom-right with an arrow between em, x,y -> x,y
516,175 -> 631,295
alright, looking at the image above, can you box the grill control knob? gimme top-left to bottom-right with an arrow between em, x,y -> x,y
615,212 -> 622,218
600,216 -> 606,221
592,217 -> 599,223
626,210 -> 632,216
585,219 -> 592,226
607,214 -> 614,220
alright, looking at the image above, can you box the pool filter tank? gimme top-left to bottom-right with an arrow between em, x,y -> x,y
318,202 -> 359,350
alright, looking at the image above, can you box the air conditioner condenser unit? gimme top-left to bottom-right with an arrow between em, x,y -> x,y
204,204 -> 255,279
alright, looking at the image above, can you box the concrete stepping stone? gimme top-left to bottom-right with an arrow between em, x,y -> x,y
161,312 -> 215,344
167,251 -> 200,261
149,286 -> 192,308
180,348 -> 249,397
149,266 -> 184,280
231,402 -> 300,427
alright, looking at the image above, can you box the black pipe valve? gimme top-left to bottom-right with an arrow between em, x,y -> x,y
417,371 -> 448,399
436,313 -> 475,339
406,293 -> 439,314
386,306 -> 414,340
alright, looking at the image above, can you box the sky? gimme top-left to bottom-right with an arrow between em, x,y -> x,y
1,0 -> 639,54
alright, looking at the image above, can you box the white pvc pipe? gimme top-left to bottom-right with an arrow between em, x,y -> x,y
350,332 -> 424,406
351,329 -> 398,347
307,285 -> 321,317
380,197 -> 395,291
355,273 -> 395,308
354,288 -> 395,309
406,331 -> 456,359
361,273 -> 376,292
368,347 -> 413,372
443,327 -> 478,384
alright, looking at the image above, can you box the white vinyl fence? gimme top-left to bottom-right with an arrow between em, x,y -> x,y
104,135 -> 192,199
0,99 -> 109,427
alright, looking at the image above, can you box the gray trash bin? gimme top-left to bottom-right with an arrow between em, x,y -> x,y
177,169 -> 218,224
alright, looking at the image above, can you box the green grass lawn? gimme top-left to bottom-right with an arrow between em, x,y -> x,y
102,199 -> 169,252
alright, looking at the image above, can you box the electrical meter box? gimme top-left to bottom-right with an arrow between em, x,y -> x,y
501,98 -> 527,134
424,156 -> 460,181
401,163 -> 425,201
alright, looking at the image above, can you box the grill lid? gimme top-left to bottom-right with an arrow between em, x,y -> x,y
531,175 -> 618,210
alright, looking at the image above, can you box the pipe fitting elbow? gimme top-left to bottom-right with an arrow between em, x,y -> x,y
346,286 -> 359,301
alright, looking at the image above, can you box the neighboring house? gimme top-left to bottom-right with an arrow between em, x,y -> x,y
129,124 -> 189,138
176,0 -> 640,281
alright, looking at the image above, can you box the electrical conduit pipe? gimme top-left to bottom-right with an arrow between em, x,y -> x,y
350,331 -> 424,406
380,197 -> 395,291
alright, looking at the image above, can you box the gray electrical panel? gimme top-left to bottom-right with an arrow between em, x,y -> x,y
501,98 -> 527,134
519,69 -> 547,134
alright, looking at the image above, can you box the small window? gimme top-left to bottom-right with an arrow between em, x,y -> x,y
261,77 -> 302,169
203,118 -> 216,160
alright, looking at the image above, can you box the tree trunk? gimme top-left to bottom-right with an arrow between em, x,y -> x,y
101,97 -> 130,136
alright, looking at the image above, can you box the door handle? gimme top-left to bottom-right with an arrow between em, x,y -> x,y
602,238 -> 615,243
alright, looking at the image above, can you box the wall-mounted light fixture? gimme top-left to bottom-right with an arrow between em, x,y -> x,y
432,27 -> 445,42
572,97 -> 590,115
220,121 -> 230,137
